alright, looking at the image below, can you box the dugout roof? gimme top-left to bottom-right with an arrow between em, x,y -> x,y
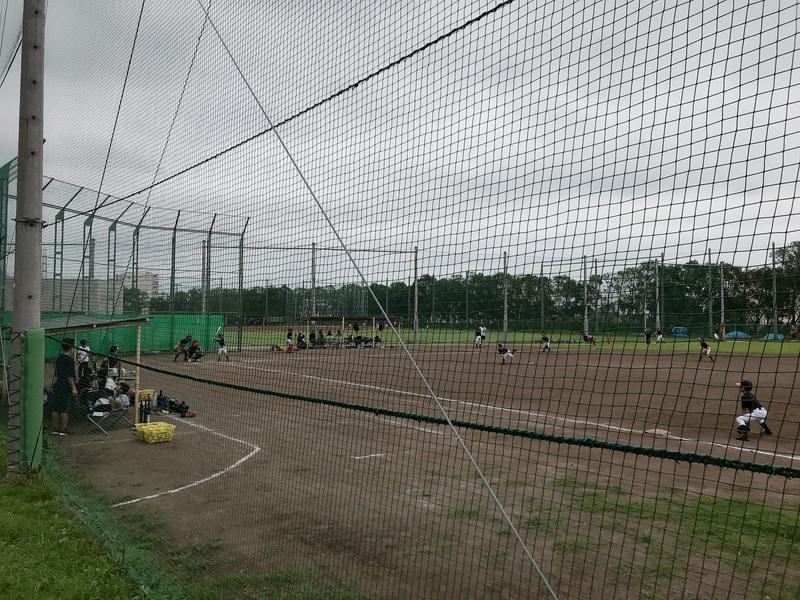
39,314 -> 150,334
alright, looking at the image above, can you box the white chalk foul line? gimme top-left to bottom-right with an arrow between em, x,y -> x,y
353,453 -> 385,460
233,360 -> 800,463
110,418 -> 261,508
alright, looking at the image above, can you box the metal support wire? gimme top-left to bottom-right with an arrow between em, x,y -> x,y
196,3 -> 558,596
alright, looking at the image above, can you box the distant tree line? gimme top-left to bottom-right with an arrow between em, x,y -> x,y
136,242 -> 800,335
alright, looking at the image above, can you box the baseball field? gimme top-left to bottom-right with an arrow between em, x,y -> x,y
56,341 -> 800,599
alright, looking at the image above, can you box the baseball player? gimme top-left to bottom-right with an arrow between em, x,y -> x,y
698,338 -> 714,361
734,379 -> 772,440
539,336 -> 551,352
497,343 -> 515,364
655,328 -> 663,343
480,325 -> 487,344
77,338 -> 92,378
474,327 -> 482,347
214,333 -> 229,362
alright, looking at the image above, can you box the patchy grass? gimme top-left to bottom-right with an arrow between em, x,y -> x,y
550,477 -> 800,599
0,449 -> 140,598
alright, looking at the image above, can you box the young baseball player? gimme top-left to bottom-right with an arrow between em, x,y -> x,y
77,338 -> 92,378
698,337 -> 714,362
734,379 -> 772,440
480,325 -> 487,344
214,333 -> 229,361
655,328 -> 663,343
497,343 -> 515,364
539,336 -> 551,352
474,327 -> 482,347
174,335 -> 193,361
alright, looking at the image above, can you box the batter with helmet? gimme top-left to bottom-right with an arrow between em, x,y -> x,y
734,379 -> 773,441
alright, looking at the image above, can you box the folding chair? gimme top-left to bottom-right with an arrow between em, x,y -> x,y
87,402 -> 135,435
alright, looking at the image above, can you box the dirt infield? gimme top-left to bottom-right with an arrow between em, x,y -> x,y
56,344 -> 800,599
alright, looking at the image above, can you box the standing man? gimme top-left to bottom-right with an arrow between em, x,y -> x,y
734,379 -> 772,440
51,338 -> 78,436
479,324 -> 487,345
698,337 -> 714,362
644,328 -> 652,344
474,326 -> 482,347
77,338 -> 92,378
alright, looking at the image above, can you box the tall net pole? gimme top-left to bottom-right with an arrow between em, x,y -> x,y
465,269 -> 469,325
707,247 -> 713,337
772,241 -> 778,336
720,262 -> 725,340
582,255 -> 589,334
654,258 -> 660,331
593,258 -> 599,333
540,262 -> 545,334
311,241 -> 317,317
413,246 -> 418,344
8,0 -> 45,474
502,251 -> 508,344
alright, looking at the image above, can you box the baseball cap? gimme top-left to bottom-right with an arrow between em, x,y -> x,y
62,337 -> 75,348
735,380 -> 753,391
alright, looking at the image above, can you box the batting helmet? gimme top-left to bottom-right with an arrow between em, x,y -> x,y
736,380 -> 753,391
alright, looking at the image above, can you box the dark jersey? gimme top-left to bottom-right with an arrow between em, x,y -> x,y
216,336 -> 225,348
498,346 -> 510,355
178,336 -> 192,348
53,354 -> 76,393
741,392 -> 763,412
700,341 -> 710,349
475,329 -> 481,337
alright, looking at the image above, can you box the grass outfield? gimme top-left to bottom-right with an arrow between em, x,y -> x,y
237,327 -> 800,357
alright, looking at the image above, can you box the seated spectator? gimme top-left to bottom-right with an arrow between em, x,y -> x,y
111,382 -> 131,410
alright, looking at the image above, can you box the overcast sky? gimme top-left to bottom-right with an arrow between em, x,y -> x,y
0,0 -> 799,298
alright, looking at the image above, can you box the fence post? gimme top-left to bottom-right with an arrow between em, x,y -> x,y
169,211 -> 180,347
707,248 -> 713,336
238,218 -> 248,352
772,242 -> 778,336
9,0 -> 45,475
413,246 -> 419,344
106,223 -> 115,314
82,217 -> 93,313
654,259 -> 660,331
0,160 -> 10,317
540,263 -> 544,334
311,241 -> 316,318
582,255 -> 589,334
720,262 -> 726,340
503,251 -> 508,344
205,214 -> 216,346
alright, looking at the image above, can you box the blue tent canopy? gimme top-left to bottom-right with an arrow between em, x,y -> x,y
759,333 -> 785,341
671,326 -> 688,337
726,330 -> 751,339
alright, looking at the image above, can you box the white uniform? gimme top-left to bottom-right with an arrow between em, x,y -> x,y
77,345 -> 90,365
736,407 -> 768,428
498,346 -> 515,363
480,326 -> 487,342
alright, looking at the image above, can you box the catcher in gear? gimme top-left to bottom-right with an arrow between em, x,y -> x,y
734,379 -> 772,441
